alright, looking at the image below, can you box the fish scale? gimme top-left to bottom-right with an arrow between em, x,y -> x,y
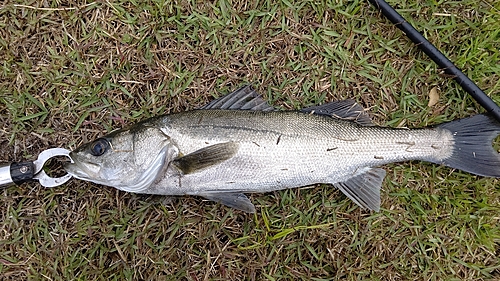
154,109 -> 453,194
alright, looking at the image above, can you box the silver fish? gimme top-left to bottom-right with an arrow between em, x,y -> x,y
65,85 -> 500,213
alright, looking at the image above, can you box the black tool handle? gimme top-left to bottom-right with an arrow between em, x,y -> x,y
0,162 -> 35,188
368,0 -> 500,122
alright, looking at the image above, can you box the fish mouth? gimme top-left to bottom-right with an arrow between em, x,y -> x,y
64,156 -> 97,181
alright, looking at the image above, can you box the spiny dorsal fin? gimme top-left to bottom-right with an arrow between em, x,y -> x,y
301,100 -> 374,126
200,85 -> 274,111
333,167 -> 386,211
173,142 -> 239,174
199,192 -> 256,213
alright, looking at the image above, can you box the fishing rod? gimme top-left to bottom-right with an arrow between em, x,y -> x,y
368,0 -> 500,122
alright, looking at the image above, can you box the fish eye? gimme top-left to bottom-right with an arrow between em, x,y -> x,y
90,138 -> 110,156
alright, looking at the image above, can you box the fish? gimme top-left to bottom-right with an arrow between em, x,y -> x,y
64,85 -> 500,213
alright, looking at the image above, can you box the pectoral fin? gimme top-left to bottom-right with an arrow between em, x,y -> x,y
173,142 -> 239,174
200,192 -> 256,213
333,167 -> 386,211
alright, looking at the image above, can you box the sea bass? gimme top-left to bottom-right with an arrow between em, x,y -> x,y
65,85 -> 500,213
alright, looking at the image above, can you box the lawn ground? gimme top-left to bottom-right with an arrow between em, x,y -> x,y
0,0 -> 499,280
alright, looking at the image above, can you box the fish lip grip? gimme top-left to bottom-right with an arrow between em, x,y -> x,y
0,148 -> 73,188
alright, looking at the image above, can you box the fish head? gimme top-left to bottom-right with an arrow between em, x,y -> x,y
65,124 -> 176,192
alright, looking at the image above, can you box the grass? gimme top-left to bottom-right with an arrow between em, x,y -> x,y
1,0 -> 499,280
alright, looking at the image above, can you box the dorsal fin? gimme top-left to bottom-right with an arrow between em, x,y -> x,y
200,85 -> 275,111
301,100 -> 374,126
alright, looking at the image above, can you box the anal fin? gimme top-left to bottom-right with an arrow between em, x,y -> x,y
333,167 -> 386,211
200,192 -> 256,213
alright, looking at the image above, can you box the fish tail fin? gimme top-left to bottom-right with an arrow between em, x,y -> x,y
436,114 -> 500,177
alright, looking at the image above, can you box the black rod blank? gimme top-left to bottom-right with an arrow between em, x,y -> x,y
368,0 -> 500,122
